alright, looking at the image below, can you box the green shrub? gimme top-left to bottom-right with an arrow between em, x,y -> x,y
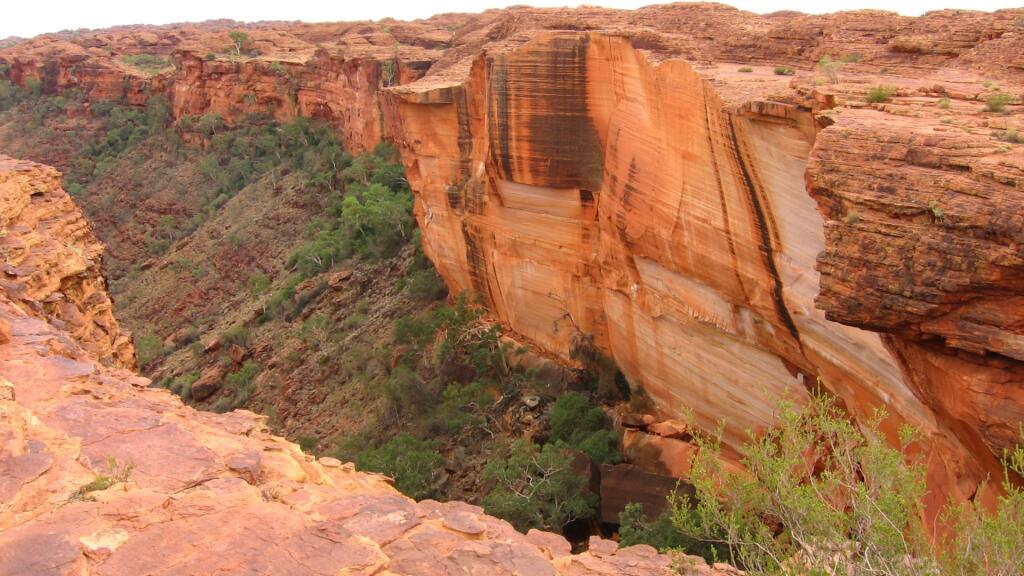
215,361 -> 260,412
937,97 -> 951,109
297,434 -> 319,452
248,272 -> 270,295
866,84 -> 896,103
169,372 -> 198,402
434,381 -> 492,433
619,503 -> 703,553
135,333 -> 165,369
69,458 -> 134,501
229,31 -> 250,57
482,440 -> 597,532
339,182 -> 414,259
670,391 -> 1024,575
773,66 -> 795,76
357,433 -> 443,499
738,66 -> 753,73
1000,128 -> 1022,144
986,92 -> 1014,113
219,325 -> 250,348
381,364 -> 434,416
548,392 -> 621,465
817,56 -> 844,84
405,267 -> 447,302
121,54 -> 169,74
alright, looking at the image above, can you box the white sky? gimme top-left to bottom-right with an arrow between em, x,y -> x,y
3,0 -> 1021,39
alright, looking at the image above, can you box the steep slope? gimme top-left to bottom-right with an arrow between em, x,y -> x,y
0,155 -> 741,575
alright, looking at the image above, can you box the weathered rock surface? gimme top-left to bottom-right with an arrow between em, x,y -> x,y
0,157 -> 133,368
0,156 -> 733,576
380,4 -> 1024,523
3,0 -> 1024,533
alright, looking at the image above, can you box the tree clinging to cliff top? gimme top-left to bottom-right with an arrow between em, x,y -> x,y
229,31 -> 249,57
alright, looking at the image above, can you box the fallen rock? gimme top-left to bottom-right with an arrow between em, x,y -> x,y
188,364 -> 229,401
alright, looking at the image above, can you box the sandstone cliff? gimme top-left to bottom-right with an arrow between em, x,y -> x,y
0,156 -> 739,575
1,1 -> 1023,532
380,4 -> 1024,524
0,157 -> 133,367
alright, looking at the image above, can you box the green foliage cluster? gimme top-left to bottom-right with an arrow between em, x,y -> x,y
121,53 -> 170,74
817,56 -> 844,84
986,92 -> 1014,113
773,66 -> 795,76
403,266 -> 448,302
183,114 -> 348,201
670,391 -> 1024,575
219,325 -> 250,348
212,361 -> 260,413
70,457 -> 134,502
61,96 -> 171,189
482,440 -> 597,532
548,392 -> 621,465
134,333 -> 166,370
357,433 -> 443,499
284,142 -> 412,279
618,503 -> 695,552
866,84 -> 897,103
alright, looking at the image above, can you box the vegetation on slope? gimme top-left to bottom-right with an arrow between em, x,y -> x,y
0,78 -> 625,537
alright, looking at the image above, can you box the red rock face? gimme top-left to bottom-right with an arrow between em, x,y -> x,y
2,1 -> 1024,532
381,5 -> 1024,521
0,155 -> 738,576
0,156 -> 134,367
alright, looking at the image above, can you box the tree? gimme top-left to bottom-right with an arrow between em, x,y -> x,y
482,440 -> 597,532
818,56 -> 844,84
357,433 -> 442,499
229,31 -> 250,57
548,392 -> 621,465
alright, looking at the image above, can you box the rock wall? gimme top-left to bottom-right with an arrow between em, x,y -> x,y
0,157 -> 133,367
0,155 -> 743,576
384,17 -> 1024,520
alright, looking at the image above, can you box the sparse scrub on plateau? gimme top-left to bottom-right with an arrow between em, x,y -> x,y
866,84 -> 896,103
986,92 -> 1014,113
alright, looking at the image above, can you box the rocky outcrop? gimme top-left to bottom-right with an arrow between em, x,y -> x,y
0,156 -> 133,367
0,156 -> 737,576
0,20 -> 453,152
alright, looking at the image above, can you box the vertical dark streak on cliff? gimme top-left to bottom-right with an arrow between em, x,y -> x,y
703,98 -> 749,303
454,86 -> 473,184
727,115 -> 800,341
488,57 -> 514,180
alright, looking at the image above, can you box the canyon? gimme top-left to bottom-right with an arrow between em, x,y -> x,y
0,155 -> 733,574
0,2 -> 1023,571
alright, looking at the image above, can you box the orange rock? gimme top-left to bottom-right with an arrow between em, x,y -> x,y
0,156 -> 134,368
622,429 -> 700,478
647,419 -> 690,440
228,343 -> 247,365
381,6 -> 1024,519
